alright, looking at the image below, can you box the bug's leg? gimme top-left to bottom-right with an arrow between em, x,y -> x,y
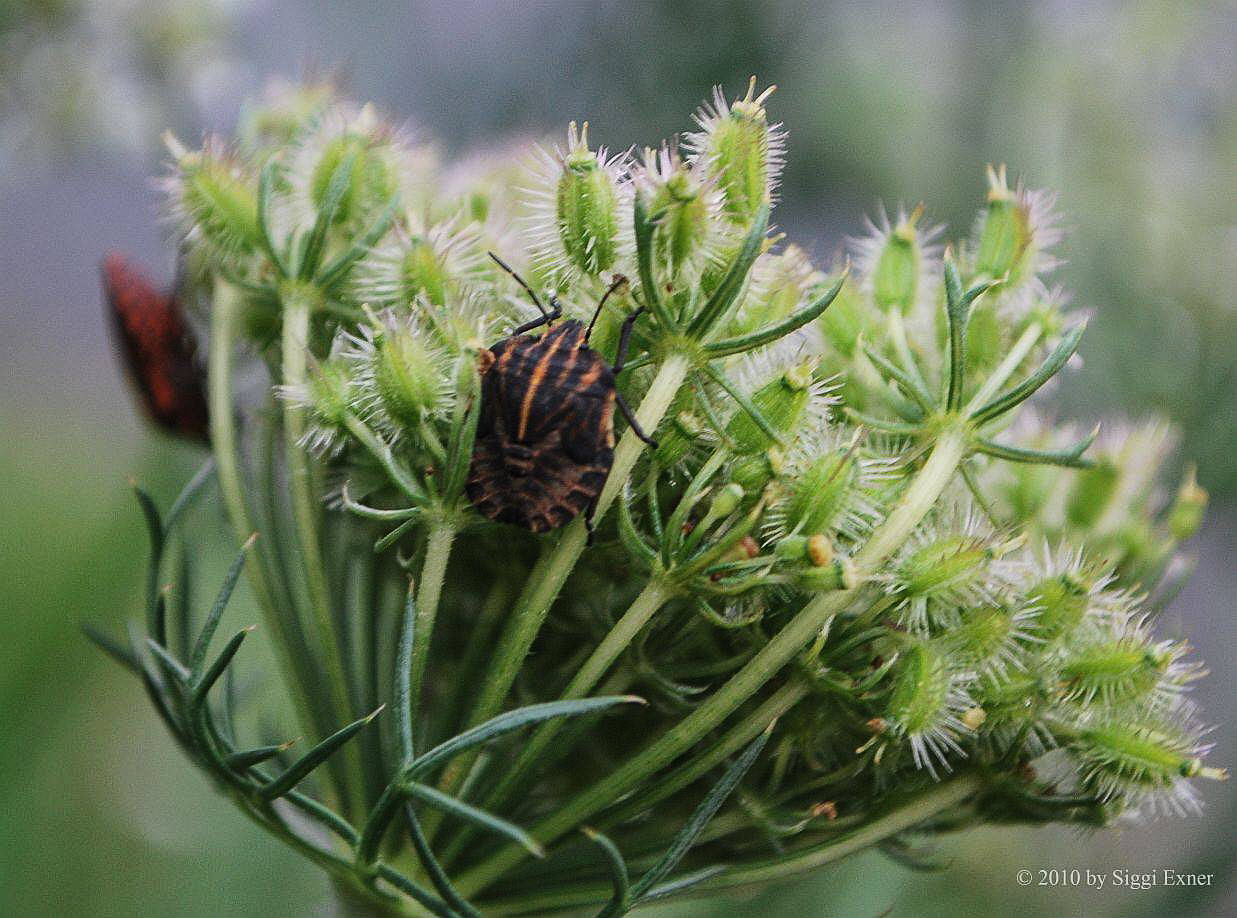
615,390 -> 659,449
490,251 -> 561,333
582,274 -> 630,347
610,305 -> 646,374
512,295 -> 562,335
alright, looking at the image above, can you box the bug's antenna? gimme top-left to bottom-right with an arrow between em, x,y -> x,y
583,274 -> 629,347
489,252 -> 550,321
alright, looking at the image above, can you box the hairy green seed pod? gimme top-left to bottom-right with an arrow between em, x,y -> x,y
974,672 -> 1045,729
872,205 -> 924,314
697,79 -> 780,223
951,605 -> 1019,665
886,643 -> 951,737
372,329 -> 442,429
648,161 -> 710,281
900,535 -> 989,599
400,238 -> 452,307
972,164 -> 1033,290
309,131 -> 398,227
781,449 -> 859,535
1073,720 -> 1212,794
730,447 -> 783,495
172,142 -> 261,256
1059,640 -> 1168,706
1168,466 -> 1208,541
726,364 -> 812,455
556,122 -> 621,277
306,359 -> 355,429
1025,574 -> 1089,642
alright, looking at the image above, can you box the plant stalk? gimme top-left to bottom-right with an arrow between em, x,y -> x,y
282,288 -> 367,811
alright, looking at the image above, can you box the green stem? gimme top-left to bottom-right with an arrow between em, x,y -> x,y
408,520 -> 457,743
964,322 -> 1042,414
454,425 -> 970,895
426,353 -> 692,823
208,280 -> 322,757
689,773 -> 984,892
282,287 -> 365,810
472,578 -> 674,820
602,679 -> 809,828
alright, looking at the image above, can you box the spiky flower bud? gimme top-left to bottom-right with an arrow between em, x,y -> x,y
164,135 -> 261,258
778,448 -> 859,536
526,122 -> 627,282
970,164 -> 1060,292
371,327 -> 445,430
883,641 -> 973,776
1168,466 -> 1208,541
1024,572 -> 1091,643
640,145 -> 718,284
851,204 -> 940,316
1068,702 -> 1225,816
280,357 -> 356,457
685,77 -> 784,224
726,363 -> 812,455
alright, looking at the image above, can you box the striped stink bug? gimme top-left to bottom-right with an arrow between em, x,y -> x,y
466,255 -> 656,533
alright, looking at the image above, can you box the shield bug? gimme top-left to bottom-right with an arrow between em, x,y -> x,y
102,253 -> 210,444
466,254 -> 657,533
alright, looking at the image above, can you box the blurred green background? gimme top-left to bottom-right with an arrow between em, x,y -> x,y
1,1 -> 1232,915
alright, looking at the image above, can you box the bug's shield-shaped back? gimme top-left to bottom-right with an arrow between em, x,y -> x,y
467,321 -> 616,532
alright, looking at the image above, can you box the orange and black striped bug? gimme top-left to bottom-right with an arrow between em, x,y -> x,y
466,254 -> 657,534
102,253 -> 210,444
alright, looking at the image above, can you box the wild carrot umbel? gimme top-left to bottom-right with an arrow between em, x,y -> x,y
92,79 -> 1224,915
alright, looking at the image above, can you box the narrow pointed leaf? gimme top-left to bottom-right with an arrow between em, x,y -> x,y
190,534 -> 256,676
375,518 -> 417,553
133,485 -> 165,641
617,485 -> 658,565
406,804 -> 482,918
192,627 -> 253,708
969,323 -> 1085,425
943,259 -> 970,411
145,636 -> 190,684
407,696 -> 643,778
629,726 -> 772,903
704,270 -> 846,357
165,458 -> 216,535
703,363 -> 785,448
259,706 -> 383,800
687,202 -> 770,339
632,193 -> 676,331
298,150 -> 358,280
585,827 -> 631,918
83,624 -> 141,673
863,343 -> 934,412
225,742 -> 290,770
405,781 -> 544,857
283,788 -> 360,845
395,583 -> 416,763
977,426 -> 1098,469
317,193 -> 400,290
256,157 -> 288,276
